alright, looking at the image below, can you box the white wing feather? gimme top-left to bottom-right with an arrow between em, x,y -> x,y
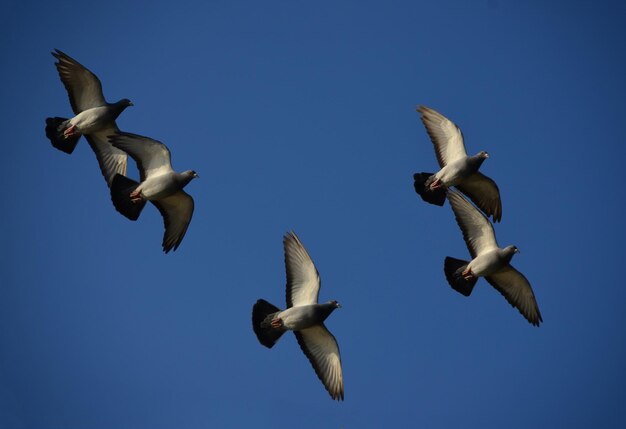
284,232 -> 320,308
418,106 -> 467,167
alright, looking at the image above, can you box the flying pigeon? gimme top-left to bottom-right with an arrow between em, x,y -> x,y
45,49 -> 133,186
108,132 -> 198,253
413,105 -> 502,222
444,190 -> 542,326
252,231 -> 344,401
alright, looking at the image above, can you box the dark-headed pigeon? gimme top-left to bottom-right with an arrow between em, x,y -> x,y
45,49 -> 133,187
108,132 -> 198,254
444,190 -> 542,326
413,105 -> 502,222
252,231 -> 344,401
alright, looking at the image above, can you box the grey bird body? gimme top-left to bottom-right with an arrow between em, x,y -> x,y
269,302 -> 338,331
133,170 -> 196,201
64,101 -> 130,135
465,246 -> 516,278
434,153 -> 487,187
252,232 -> 344,401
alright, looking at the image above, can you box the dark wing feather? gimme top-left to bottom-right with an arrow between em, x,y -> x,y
151,191 -> 194,253
52,49 -> 106,114
456,172 -> 502,222
485,266 -> 542,326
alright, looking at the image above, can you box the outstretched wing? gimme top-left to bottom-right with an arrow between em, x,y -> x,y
84,123 -> 127,187
294,324 -> 344,401
418,105 -> 467,167
52,49 -> 106,114
456,172 -> 502,222
447,190 -> 498,258
485,266 -> 542,326
284,231 -> 320,308
109,132 -> 173,181
151,191 -> 194,253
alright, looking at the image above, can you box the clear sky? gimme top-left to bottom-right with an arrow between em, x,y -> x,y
1,1 -> 625,428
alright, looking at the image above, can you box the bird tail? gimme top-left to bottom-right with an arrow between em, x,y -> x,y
110,174 -> 146,221
252,299 -> 286,349
413,172 -> 446,206
444,257 -> 478,296
45,117 -> 80,154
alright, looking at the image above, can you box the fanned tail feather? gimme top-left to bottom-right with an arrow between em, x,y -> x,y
252,299 -> 285,349
45,117 -> 80,154
444,256 -> 478,296
110,174 -> 146,221
413,172 -> 446,206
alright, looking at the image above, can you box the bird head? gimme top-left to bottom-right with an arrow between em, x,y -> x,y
478,150 -> 489,159
178,170 -> 199,187
118,98 -> 134,107
111,99 -> 133,118
504,245 -> 520,256
183,170 -> 199,179
328,300 -> 342,309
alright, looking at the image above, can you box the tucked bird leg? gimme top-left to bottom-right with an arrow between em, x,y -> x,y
462,267 -> 475,281
63,125 -> 78,138
270,317 -> 283,329
430,178 -> 444,190
130,190 -> 143,204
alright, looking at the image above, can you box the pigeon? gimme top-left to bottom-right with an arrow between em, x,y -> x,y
413,105 -> 502,222
444,190 -> 542,326
252,231 -> 344,401
45,49 -> 133,186
108,132 -> 198,254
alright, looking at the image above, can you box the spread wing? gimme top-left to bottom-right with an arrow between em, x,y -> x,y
456,172 -> 502,222
84,123 -> 127,187
447,190 -> 498,258
151,191 -> 194,253
418,105 -> 467,167
108,132 -> 173,181
52,49 -> 106,114
485,266 -> 542,326
294,324 -> 344,401
284,231 -> 320,308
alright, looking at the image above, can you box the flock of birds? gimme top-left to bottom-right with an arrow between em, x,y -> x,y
45,49 -> 198,253
45,49 -> 542,402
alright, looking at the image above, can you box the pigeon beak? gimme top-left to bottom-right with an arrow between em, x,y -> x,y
193,173 -> 200,178
484,153 -> 490,158
515,248 -> 520,254
337,302 -> 342,308
128,102 -> 134,106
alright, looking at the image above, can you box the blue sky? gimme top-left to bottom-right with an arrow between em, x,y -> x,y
1,0 -> 625,428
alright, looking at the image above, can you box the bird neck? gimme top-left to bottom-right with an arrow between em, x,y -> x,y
499,247 -> 516,264
318,303 -> 337,321
176,172 -> 195,188
110,100 -> 131,118
468,155 -> 486,169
